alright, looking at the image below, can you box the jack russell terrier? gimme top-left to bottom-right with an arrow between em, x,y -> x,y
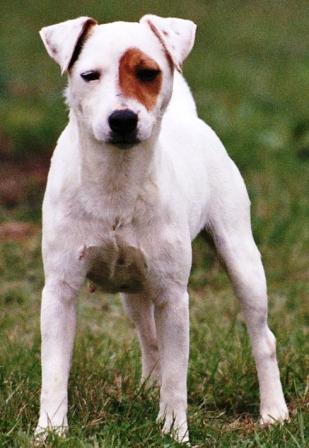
37,14 -> 289,443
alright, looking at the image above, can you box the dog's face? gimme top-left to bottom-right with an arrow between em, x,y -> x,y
40,15 -> 196,149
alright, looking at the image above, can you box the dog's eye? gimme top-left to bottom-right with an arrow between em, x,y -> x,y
80,70 -> 101,82
136,68 -> 160,82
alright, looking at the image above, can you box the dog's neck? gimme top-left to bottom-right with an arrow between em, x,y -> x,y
71,114 -> 161,224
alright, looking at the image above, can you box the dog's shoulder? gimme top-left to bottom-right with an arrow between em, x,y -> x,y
43,124 -> 80,208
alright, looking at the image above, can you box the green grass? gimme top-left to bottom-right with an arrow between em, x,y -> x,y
0,235 -> 308,447
0,0 -> 308,447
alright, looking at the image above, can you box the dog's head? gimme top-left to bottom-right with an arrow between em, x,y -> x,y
40,15 -> 196,149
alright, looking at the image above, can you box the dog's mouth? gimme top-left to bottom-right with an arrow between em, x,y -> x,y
107,132 -> 140,150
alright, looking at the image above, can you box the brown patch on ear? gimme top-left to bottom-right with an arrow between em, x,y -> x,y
68,19 -> 97,72
146,20 -> 174,72
119,48 -> 162,111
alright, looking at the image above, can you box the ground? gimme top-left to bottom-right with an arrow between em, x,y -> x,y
0,1 -> 308,447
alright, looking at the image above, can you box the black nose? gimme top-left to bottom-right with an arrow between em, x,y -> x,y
108,109 -> 138,135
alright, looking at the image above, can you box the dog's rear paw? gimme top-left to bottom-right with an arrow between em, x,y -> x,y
260,404 -> 289,425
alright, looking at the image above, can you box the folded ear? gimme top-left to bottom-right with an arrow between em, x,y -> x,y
39,16 -> 97,74
140,15 -> 197,72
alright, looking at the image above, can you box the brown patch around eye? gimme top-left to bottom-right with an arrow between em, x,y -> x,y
119,48 -> 162,111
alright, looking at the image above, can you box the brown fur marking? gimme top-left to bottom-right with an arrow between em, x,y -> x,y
146,21 -> 174,72
119,48 -> 162,110
68,19 -> 97,72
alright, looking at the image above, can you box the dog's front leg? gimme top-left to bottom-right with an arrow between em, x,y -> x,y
36,278 -> 80,436
154,289 -> 189,443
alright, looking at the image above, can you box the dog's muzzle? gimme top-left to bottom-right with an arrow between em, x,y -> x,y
108,109 -> 140,149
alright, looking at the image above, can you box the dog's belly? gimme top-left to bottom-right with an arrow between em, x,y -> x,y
85,237 -> 148,294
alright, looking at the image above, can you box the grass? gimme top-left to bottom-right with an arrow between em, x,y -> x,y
0,235 -> 308,447
0,0 -> 308,446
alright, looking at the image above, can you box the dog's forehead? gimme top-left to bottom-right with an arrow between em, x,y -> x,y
80,21 -> 165,68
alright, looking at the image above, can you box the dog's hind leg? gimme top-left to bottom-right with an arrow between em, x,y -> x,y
208,177 -> 289,425
122,293 -> 161,386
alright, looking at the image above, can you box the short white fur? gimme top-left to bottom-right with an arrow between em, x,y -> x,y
36,14 -> 289,444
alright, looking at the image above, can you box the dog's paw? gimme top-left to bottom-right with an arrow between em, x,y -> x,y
34,424 -> 68,445
260,403 -> 289,426
157,406 -> 189,444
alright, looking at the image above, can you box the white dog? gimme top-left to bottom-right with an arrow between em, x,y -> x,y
37,14 -> 289,443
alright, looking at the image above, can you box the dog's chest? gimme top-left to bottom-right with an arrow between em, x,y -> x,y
84,233 -> 148,294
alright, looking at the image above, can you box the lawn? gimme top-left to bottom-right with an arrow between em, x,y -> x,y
0,1 -> 308,447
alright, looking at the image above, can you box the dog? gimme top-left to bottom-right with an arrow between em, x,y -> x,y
36,14 -> 289,443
